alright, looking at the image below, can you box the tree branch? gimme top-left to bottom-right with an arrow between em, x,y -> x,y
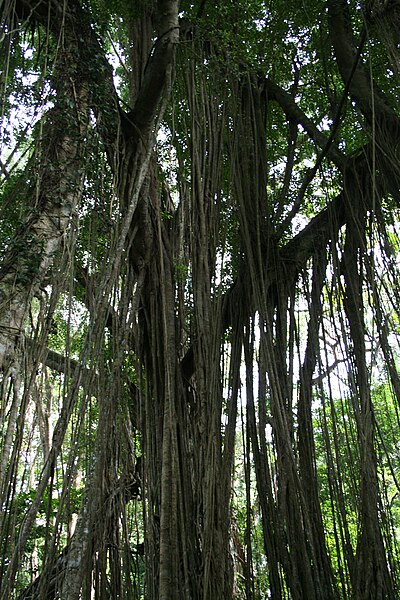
265,78 -> 346,170
127,0 -> 179,137
327,0 -> 400,138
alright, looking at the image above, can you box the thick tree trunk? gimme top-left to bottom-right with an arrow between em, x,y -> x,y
0,20 -> 90,596
0,88 -> 88,373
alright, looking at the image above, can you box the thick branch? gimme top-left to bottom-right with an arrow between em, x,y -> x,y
327,0 -> 400,139
265,78 -> 346,170
128,0 -> 179,137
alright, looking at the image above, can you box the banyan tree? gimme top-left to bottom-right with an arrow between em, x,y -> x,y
1,0 -> 400,598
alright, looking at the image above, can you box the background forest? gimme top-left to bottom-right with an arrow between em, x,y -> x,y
1,0 -> 400,598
